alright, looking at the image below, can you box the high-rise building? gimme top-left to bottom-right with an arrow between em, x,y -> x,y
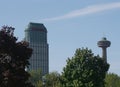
24,22 -> 49,75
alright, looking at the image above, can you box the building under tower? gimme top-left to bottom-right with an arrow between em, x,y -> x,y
24,22 -> 49,75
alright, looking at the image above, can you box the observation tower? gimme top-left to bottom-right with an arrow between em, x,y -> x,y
97,37 -> 111,62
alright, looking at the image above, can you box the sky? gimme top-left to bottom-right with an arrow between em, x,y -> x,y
0,0 -> 120,75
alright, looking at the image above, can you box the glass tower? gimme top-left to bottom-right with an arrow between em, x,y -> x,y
24,22 -> 49,75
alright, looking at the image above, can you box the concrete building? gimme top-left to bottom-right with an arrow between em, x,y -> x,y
97,37 -> 111,63
24,22 -> 49,75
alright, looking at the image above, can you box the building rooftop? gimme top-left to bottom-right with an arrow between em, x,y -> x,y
25,22 -> 47,32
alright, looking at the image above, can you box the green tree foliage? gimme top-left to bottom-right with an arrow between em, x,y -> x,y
35,80 -> 43,87
60,48 -> 109,87
29,70 -> 61,87
0,26 -> 34,87
29,69 -> 42,87
105,73 -> 120,87
45,71 -> 61,87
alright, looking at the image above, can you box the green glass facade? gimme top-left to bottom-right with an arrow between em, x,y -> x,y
25,22 -> 49,75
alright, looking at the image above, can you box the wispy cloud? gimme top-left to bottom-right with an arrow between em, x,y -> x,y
42,2 -> 120,21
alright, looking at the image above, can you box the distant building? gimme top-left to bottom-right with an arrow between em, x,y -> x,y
24,22 -> 49,75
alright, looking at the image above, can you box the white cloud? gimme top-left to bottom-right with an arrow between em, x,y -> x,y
42,2 -> 120,21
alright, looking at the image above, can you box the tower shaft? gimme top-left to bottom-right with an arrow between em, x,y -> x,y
102,47 -> 107,62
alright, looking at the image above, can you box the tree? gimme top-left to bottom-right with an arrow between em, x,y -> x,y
29,69 -> 42,87
60,48 -> 109,87
29,70 -> 61,87
0,26 -> 34,87
105,73 -> 120,87
45,71 -> 61,87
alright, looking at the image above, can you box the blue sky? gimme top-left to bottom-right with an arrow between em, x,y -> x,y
0,0 -> 120,75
